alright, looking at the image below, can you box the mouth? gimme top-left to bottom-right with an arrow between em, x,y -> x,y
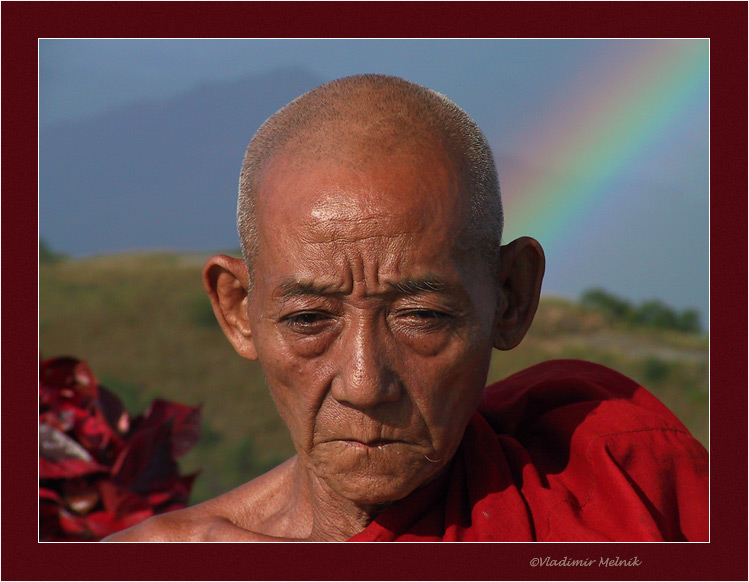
339,438 -> 399,450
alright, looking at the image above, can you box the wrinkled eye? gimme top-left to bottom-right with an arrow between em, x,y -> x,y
397,309 -> 453,332
291,313 -> 327,324
283,312 -> 333,334
406,310 -> 446,320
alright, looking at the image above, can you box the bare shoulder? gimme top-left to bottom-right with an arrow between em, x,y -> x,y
101,506 -> 278,542
101,505 -> 215,542
102,457 -> 303,542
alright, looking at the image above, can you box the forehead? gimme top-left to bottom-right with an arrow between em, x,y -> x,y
256,139 -> 469,248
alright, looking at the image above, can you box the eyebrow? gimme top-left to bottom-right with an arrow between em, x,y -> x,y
274,275 -> 454,299
388,276 -> 449,295
275,279 -> 340,298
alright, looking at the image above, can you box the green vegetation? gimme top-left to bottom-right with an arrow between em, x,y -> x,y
580,288 -> 702,333
39,238 -> 67,265
40,254 -> 709,505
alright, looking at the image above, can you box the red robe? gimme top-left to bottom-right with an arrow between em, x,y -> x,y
348,360 -> 708,542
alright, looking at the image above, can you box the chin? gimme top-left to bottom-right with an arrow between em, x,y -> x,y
308,442 -> 442,505
318,458 -> 437,506
330,473 -> 421,506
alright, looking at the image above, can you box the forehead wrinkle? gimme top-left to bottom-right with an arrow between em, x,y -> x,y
299,231 -> 417,247
272,272 -> 469,304
297,206 -> 437,249
307,196 -> 393,223
301,209 -> 430,244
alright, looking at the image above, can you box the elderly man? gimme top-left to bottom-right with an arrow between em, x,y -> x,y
105,75 -> 708,542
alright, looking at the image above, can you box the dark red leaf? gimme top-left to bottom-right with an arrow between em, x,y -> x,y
97,385 -> 130,435
75,413 -> 120,455
73,361 -> 98,393
39,424 -> 91,463
111,421 -> 178,493
145,490 -> 174,507
98,481 -> 151,518
63,479 -> 100,515
84,508 -> 154,538
39,355 -> 201,540
139,399 -> 202,458
39,456 -> 108,479
40,356 -> 81,388
40,356 -> 99,401
40,386 -> 90,416
58,509 -> 90,537
39,487 -> 62,504
39,424 -> 108,477
40,502 -> 63,540
39,406 -> 77,432
53,503 -> 154,541
145,471 -> 198,508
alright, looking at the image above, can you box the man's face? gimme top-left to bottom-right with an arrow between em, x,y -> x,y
247,140 -> 499,505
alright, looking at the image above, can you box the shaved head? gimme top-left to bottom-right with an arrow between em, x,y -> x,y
192,75 -> 546,540
237,74 -> 503,290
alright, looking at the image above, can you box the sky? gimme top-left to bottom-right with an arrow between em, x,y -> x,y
39,39 -> 709,324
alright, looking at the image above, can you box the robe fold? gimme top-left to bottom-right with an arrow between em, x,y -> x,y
348,359 -> 708,542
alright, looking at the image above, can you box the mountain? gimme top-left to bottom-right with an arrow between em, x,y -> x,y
39,67 -> 328,257
38,67 -> 708,322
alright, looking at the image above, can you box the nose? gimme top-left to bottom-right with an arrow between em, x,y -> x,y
330,313 -> 402,409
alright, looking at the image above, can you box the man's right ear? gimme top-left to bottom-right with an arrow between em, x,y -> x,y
202,255 -> 258,361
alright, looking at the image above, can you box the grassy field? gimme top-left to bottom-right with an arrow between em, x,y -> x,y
39,252 -> 709,505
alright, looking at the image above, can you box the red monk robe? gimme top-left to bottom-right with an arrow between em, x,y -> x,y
349,359 -> 708,542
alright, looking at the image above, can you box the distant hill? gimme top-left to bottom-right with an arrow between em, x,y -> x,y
39,68 -> 708,325
40,67 -> 328,257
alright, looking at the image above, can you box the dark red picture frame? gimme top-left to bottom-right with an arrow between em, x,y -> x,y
4,2 -> 746,580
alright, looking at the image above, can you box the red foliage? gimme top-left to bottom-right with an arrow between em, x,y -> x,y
39,356 -> 201,541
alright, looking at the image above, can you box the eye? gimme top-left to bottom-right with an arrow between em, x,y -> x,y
397,309 -> 453,330
282,311 -> 333,334
404,310 -> 447,320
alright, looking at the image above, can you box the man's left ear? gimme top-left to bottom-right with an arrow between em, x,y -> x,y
493,237 -> 545,350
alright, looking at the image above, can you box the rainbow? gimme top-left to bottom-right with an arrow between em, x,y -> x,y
500,41 -> 708,247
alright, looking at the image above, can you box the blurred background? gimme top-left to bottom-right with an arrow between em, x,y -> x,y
39,39 -> 709,504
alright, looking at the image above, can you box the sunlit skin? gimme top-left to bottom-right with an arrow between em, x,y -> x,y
102,134 -> 544,542
250,144 -> 497,506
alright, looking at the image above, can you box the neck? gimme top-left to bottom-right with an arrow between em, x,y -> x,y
292,458 -> 392,541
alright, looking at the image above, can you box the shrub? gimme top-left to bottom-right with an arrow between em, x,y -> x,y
580,288 -> 633,319
39,355 -> 201,541
633,300 -> 679,329
642,357 -> 671,384
676,309 -> 702,334
39,238 -> 67,265
580,288 -> 702,333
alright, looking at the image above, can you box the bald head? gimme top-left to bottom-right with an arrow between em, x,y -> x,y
237,74 -> 503,289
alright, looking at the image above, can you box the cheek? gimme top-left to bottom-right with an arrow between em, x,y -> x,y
395,327 -> 452,358
410,336 -> 493,446
253,330 -> 334,449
